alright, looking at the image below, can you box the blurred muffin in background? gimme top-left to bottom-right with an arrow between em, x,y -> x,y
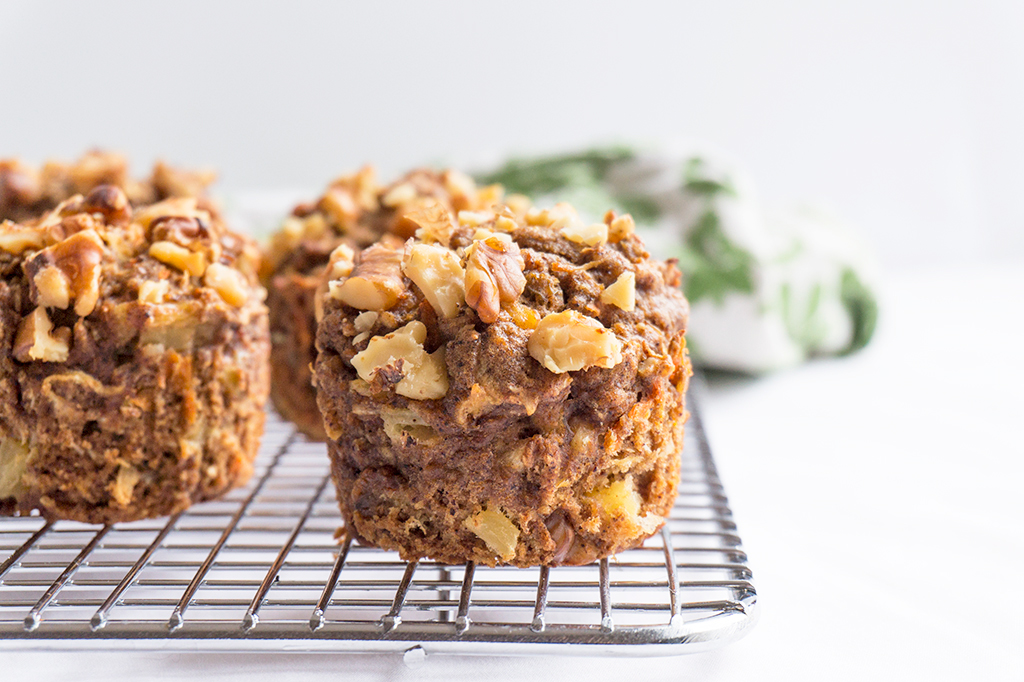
262,167 -> 506,439
0,149 -> 216,223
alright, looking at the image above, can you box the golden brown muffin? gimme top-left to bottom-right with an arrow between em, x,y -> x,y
315,200 -> 690,566
262,167 -> 504,440
0,185 -> 269,524
0,150 -> 215,223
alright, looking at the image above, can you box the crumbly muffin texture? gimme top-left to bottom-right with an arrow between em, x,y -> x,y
316,200 -> 691,566
0,150 -> 216,224
263,167 -> 509,440
0,185 -> 269,524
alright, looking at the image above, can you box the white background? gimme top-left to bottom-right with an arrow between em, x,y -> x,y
2,0 -> 1024,266
2,2 -> 1023,680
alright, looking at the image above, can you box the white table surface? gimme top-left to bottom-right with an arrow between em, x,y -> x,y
6,261 -> 1023,681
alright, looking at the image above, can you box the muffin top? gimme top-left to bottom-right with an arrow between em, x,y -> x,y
0,185 -> 263,383
263,167 -> 516,283
316,199 -> 689,436
0,150 -> 216,224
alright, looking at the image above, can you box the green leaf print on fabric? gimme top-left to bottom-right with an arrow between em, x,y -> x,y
477,147 -> 636,197
677,211 -> 756,305
682,157 -> 737,197
839,267 -> 879,355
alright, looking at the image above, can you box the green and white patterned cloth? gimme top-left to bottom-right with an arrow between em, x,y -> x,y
478,147 -> 878,373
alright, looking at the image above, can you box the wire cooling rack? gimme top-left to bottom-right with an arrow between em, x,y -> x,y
0,377 -> 756,657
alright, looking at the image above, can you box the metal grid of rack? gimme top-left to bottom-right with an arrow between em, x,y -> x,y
0,382 -> 756,656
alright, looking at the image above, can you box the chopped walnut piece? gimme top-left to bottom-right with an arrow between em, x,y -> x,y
607,213 -> 636,242
133,197 -> 209,231
354,311 -> 378,333
149,215 -> 208,247
472,227 -> 512,244
561,221 -> 609,247
525,202 -> 579,230
319,187 -> 359,228
381,182 -> 417,208
463,508 -> 519,561
32,267 -> 71,309
326,243 -> 356,280
457,210 -> 495,227
332,242 -> 405,310
600,271 -> 636,311
464,237 -> 526,324
441,169 -> 477,206
493,215 -> 518,233
350,321 -> 448,400
149,240 -> 207,277
504,193 -> 532,216
203,263 -> 249,307
475,183 -> 504,208
0,222 -> 47,253
12,307 -> 71,363
400,199 -> 454,246
26,229 -> 106,316
527,310 -> 623,373
402,242 -> 466,318
81,185 -> 131,223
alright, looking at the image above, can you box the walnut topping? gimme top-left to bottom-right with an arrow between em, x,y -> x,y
528,310 -> 623,373
463,508 -> 519,561
457,210 -> 495,227
319,187 -> 360,228
32,267 -> 71,309
504,193 -> 532,216
149,240 -> 207,277
0,222 -> 47,253
12,307 -> 70,363
441,169 -> 477,205
380,182 -> 417,208
561,221 -> 609,247
600,271 -> 636,311
403,200 -> 454,246
464,237 -> 526,324
138,279 -> 170,304
81,185 -> 131,223
475,183 -> 504,208
525,202 -> 578,229
149,215 -> 207,247
326,243 -> 355,280
354,310 -> 378,333
133,197 -> 209,231
402,242 -> 466,318
607,213 -> 635,242
331,242 -> 405,310
350,321 -> 448,400
26,229 -> 106,316
493,215 -> 518,233
203,262 -> 249,307
472,227 -> 512,244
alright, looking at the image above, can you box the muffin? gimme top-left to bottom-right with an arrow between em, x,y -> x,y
0,185 -> 269,524
262,167 -> 505,439
0,149 -> 215,224
315,200 -> 691,566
